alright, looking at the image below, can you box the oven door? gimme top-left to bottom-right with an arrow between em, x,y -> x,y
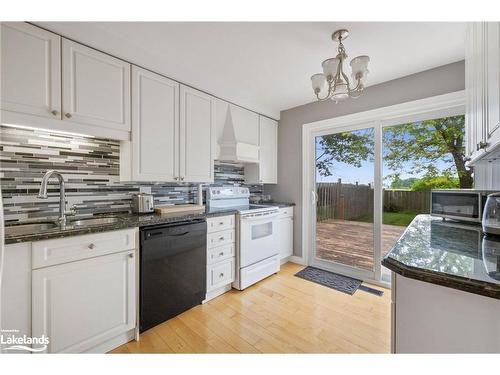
239,211 -> 279,268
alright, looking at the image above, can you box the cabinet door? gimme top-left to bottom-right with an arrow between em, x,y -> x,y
486,22 -> 500,149
62,39 -> 131,131
179,85 -> 215,182
32,251 -> 136,353
474,23 -> 487,155
1,22 -> 61,119
465,23 -> 476,159
0,243 -> 32,352
278,217 -> 293,259
259,116 -> 278,184
131,66 -> 179,181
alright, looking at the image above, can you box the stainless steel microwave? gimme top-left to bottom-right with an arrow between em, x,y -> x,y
431,189 -> 495,223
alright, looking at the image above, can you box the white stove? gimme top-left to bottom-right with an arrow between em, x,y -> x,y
207,186 -> 280,290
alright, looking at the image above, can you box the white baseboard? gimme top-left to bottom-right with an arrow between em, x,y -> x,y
203,284 -> 232,303
288,255 -> 306,265
280,255 -> 291,265
88,329 -> 135,353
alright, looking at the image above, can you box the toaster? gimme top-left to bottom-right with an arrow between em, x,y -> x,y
131,193 -> 155,214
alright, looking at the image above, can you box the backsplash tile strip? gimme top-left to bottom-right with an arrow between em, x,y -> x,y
0,126 -> 264,223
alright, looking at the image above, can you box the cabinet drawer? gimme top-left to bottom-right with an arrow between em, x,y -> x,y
207,215 -> 235,233
207,229 -> 234,248
207,258 -> 235,292
279,207 -> 294,218
207,243 -> 235,264
32,228 -> 137,269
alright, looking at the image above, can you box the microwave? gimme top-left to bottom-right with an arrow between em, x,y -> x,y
431,189 -> 494,223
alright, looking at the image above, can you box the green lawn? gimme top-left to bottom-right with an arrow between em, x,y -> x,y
354,210 -> 418,226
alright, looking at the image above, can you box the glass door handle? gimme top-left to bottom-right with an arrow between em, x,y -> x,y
311,190 -> 317,205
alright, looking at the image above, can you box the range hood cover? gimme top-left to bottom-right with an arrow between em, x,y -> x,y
218,108 -> 259,164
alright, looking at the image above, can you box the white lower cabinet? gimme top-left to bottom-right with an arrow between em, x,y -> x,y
393,274 -> 500,353
0,242 -> 32,353
205,215 -> 236,302
207,258 -> 235,292
277,207 -> 294,262
30,228 -> 138,353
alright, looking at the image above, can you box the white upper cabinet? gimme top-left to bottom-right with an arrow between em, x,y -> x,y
1,22 -> 61,119
62,39 -> 131,132
245,116 -> 278,184
259,116 -> 278,184
179,85 -> 216,182
486,22 -> 500,148
129,66 -> 179,181
466,22 -> 500,163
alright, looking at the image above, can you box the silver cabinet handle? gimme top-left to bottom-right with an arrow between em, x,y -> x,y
174,177 -> 178,180
129,253 -> 134,258
180,177 -> 184,181
219,273 -> 224,278
219,222 -> 224,225
88,243 -> 95,250
219,236 -> 224,241
479,141 -> 488,149
65,113 -> 72,118
51,110 -> 58,116
219,251 -> 224,256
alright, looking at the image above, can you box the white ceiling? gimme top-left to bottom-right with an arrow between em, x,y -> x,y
35,22 -> 466,119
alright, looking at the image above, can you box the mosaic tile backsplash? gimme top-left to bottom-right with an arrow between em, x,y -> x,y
0,125 -> 263,223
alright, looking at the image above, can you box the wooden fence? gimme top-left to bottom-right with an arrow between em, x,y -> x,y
316,181 -> 430,222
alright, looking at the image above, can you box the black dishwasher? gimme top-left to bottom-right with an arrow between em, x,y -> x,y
140,218 -> 206,333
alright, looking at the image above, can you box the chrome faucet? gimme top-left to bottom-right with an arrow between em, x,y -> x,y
38,170 -> 75,224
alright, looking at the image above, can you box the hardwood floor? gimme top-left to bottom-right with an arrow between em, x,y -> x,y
110,262 -> 391,354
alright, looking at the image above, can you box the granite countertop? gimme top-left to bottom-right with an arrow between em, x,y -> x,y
4,207 -> 239,245
382,214 -> 500,299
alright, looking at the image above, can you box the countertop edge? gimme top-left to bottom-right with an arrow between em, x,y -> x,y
4,209 -> 240,245
382,256 -> 500,300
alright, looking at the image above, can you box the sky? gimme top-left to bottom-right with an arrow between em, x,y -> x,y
315,125 -> 457,187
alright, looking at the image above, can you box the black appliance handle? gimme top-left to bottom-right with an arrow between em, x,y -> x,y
142,218 -> 206,241
166,231 -> 190,237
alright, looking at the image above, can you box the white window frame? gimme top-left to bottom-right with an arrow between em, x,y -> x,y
302,90 -> 466,287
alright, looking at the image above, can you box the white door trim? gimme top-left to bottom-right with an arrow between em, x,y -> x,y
301,90 -> 466,284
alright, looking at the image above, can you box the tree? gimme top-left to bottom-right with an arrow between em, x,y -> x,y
410,176 -> 460,191
389,176 -> 420,189
315,115 -> 473,188
383,115 -> 472,188
315,129 -> 374,177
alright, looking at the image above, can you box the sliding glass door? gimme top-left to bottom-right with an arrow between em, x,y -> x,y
305,109 -> 466,285
311,125 -> 381,281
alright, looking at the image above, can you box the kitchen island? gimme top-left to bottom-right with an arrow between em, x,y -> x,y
382,215 -> 500,353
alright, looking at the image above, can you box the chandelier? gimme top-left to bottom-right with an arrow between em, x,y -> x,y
311,29 -> 370,102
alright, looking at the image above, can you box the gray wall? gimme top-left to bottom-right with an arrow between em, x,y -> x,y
266,60 -> 465,258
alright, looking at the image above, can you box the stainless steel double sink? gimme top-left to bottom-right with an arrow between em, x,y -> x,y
5,216 -> 123,237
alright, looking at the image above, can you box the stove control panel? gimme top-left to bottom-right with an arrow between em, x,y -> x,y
207,186 -> 249,200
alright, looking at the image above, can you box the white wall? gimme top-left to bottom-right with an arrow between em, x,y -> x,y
267,61 -> 466,258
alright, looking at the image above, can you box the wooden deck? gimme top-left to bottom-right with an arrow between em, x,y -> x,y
110,263 -> 390,353
316,219 -> 406,271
